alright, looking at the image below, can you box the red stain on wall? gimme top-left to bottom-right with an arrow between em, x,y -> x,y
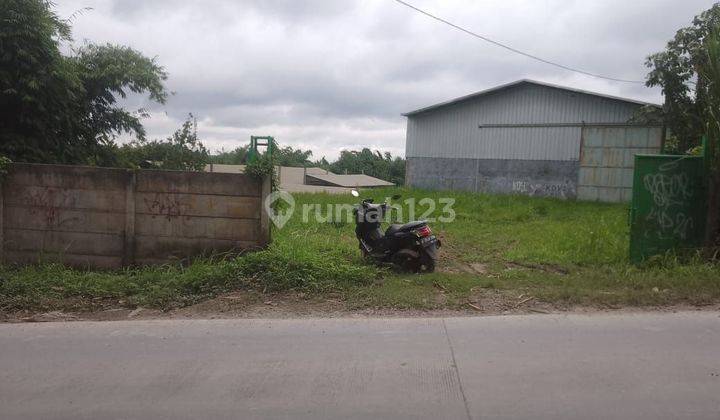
144,194 -> 187,221
24,188 -> 63,226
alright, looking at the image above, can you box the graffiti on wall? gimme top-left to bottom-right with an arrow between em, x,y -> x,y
512,180 -> 575,199
642,162 -> 694,240
21,187 -> 85,229
143,193 -> 188,221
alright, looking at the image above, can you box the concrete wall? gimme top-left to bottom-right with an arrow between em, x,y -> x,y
0,163 -> 270,268
406,157 -> 578,199
405,126 -> 663,202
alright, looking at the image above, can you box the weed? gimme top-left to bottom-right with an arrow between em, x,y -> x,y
2,187 -> 719,313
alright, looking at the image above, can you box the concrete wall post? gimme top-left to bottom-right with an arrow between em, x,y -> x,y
0,176 -> 4,264
259,175 -> 272,246
123,170 -> 136,266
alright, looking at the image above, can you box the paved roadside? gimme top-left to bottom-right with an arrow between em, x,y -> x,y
1,312 -> 719,419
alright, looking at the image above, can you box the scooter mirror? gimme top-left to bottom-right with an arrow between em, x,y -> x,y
391,194 -> 402,200
351,190 -> 360,197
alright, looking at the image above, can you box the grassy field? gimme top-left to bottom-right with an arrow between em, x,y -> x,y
2,187 -> 720,314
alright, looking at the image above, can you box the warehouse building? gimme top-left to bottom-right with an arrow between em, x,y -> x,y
403,79 -> 663,202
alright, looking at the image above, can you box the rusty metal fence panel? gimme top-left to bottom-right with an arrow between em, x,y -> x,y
0,163 -> 270,268
578,126 -> 663,202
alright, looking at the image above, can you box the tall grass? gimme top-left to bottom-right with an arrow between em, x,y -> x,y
2,187 -> 719,312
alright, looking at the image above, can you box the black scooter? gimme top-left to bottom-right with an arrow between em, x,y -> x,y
351,190 -> 441,273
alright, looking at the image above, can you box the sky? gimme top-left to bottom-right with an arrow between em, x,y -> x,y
56,0 -> 717,161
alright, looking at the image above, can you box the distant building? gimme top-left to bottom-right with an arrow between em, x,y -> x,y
303,172 -> 394,188
206,164 -> 393,193
403,79 -> 663,202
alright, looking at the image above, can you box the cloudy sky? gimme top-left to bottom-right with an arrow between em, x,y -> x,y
56,0 -> 716,160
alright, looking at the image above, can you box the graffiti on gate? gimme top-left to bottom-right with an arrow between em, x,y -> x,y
642,162 -> 694,240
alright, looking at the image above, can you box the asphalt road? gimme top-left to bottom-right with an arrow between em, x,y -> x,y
1,312 -> 719,420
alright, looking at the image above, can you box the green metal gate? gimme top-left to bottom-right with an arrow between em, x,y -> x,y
629,154 -> 706,263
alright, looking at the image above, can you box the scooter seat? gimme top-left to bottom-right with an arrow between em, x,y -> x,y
385,221 -> 427,237
385,224 -> 402,237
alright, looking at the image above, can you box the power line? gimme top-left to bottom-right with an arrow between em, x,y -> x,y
392,0 -> 645,84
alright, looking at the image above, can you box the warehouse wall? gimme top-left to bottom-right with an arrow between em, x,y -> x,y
0,164 -> 270,268
406,83 -> 640,161
406,157 -> 579,199
406,126 -> 662,201
404,82 -> 662,202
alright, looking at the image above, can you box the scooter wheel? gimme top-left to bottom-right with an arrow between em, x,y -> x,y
419,259 -> 435,273
392,249 -> 422,273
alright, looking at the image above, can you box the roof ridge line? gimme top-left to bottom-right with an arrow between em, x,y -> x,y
402,79 -> 660,117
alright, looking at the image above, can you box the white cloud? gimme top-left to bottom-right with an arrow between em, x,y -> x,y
55,0 -> 717,159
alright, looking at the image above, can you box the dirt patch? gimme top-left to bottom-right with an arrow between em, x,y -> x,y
442,261 -> 488,275
465,288 -> 558,315
505,261 -> 569,275
0,291 -> 347,322
170,291 -> 348,319
4,289 -> 719,323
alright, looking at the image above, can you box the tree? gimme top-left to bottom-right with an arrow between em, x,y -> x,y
698,28 -> 720,246
645,4 -> 720,153
0,0 -> 167,165
275,145 -> 313,167
210,146 -> 249,165
327,148 -> 405,185
208,141 -> 404,184
646,3 -> 720,248
210,140 -> 313,167
117,115 -> 209,171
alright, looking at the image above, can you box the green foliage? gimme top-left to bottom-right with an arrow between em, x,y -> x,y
210,143 -> 403,185
0,259 -> 244,311
0,240 -> 372,312
275,144 -> 313,166
244,150 -> 277,189
647,4 -> 720,246
235,244 -> 370,294
117,115 -> 209,170
245,153 -> 276,180
0,0 -> 167,165
699,28 -> 720,171
211,140 -> 312,167
210,146 -> 249,165
0,155 -> 11,180
323,148 -> 405,185
645,3 -> 720,153
698,27 -> 720,245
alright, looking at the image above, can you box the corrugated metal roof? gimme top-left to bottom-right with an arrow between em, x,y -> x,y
403,79 -> 660,117
205,164 -> 392,189
404,80 -> 658,161
205,165 -> 327,177
277,166 -> 328,185
305,173 -> 394,188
